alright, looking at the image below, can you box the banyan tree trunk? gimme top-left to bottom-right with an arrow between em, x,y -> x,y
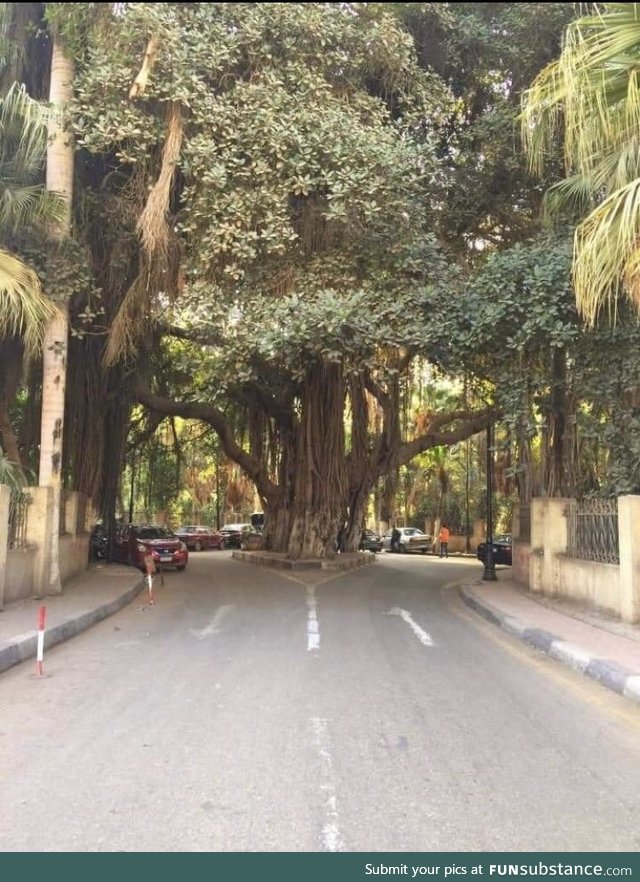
340,485 -> 369,552
286,362 -> 346,559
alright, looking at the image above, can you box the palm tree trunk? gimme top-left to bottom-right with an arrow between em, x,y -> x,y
38,30 -> 74,594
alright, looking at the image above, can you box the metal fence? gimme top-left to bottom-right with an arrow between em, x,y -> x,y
8,490 -> 31,550
566,498 -> 619,565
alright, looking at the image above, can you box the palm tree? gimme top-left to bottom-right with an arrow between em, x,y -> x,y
0,82 -> 62,473
0,5 -> 74,594
0,83 -> 61,355
521,3 -> 640,324
38,25 -> 74,593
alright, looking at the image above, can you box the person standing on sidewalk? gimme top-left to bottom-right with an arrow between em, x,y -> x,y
439,524 -> 450,558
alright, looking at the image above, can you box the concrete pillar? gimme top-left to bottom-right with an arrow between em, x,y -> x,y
0,484 -> 9,610
472,519 -> 485,552
512,502 -> 520,540
617,495 -> 640,623
530,498 -> 545,593
25,486 -> 53,598
529,497 -> 571,596
64,491 -> 80,536
84,496 -> 97,533
544,498 -> 571,597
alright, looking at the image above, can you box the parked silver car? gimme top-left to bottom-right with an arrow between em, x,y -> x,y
382,527 -> 432,554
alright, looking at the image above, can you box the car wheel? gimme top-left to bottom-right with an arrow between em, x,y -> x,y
400,544 -> 408,553
194,541 -> 202,552
177,565 -> 186,572
421,549 -> 428,554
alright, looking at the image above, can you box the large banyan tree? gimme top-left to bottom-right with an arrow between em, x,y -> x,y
71,2 -> 490,557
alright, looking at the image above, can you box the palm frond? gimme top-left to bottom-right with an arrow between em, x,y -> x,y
0,182 -> 65,232
522,2 -> 640,319
573,178 -> 640,324
0,83 -> 65,239
522,3 -> 640,179
0,448 -> 28,491
0,247 -> 58,354
542,174 -> 594,219
0,83 -> 50,174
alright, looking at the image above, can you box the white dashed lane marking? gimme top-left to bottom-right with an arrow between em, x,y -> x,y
306,586 -> 320,651
311,717 -> 344,851
386,607 -> 434,646
190,604 -> 234,640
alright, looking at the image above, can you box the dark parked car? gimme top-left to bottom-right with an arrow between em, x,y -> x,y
476,534 -> 513,566
90,523 -> 108,560
115,524 -> 189,571
359,529 -> 383,553
174,525 -> 225,551
219,523 -> 253,549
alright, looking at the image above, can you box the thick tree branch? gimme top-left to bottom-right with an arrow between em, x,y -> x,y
236,382 -> 294,425
129,35 -> 159,99
155,322 -> 296,423
127,409 -> 164,453
131,373 -> 280,502
363,371 -> 390,410
156,322 -> 226,348
397,408 -> 493,466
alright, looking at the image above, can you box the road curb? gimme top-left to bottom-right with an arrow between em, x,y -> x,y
232,550 -> 377,572
0,576 -> 146,675
459,584 -> 640,707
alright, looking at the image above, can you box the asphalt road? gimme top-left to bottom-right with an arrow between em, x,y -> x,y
1,551 -> 639,852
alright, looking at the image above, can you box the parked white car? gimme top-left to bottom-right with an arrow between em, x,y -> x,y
382,527 -> 432,554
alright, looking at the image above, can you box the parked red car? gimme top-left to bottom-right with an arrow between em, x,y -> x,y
115,525 -> 189,571
174,525 -> 225,551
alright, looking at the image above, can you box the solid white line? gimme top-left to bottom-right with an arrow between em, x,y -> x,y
190,604 -> 234,640
387,607 -> 434,646
306,586 -> 320,651
311,717 -> 344,851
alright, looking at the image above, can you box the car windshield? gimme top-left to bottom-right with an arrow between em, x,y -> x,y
136,527 -> 174,541
223,524 -> 248,531
494,535 -> 512,544
403,528 -> 425,536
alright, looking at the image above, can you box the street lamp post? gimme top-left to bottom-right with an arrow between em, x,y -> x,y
215,455 -> 221,530
482,417 -> 497,582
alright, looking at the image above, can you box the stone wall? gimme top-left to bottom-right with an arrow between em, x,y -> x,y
528,495 -> 640,624
0,484 -> 91,605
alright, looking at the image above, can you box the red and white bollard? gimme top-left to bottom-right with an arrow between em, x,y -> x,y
143,553 -> 156,605
36,605 -> 46,677
146,572 -> 155,605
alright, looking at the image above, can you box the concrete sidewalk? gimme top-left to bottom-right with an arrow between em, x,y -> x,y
461,572 -> 640,706
0,563 -> 144,675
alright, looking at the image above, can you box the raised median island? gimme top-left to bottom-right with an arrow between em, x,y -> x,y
231,550 -> 377,572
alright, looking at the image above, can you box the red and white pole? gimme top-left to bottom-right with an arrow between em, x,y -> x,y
36,605 -> 46,677
146,572 -> 155,605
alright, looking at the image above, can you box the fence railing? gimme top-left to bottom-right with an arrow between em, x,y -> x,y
8,489 -> 31,550
566,498 -> 619,565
